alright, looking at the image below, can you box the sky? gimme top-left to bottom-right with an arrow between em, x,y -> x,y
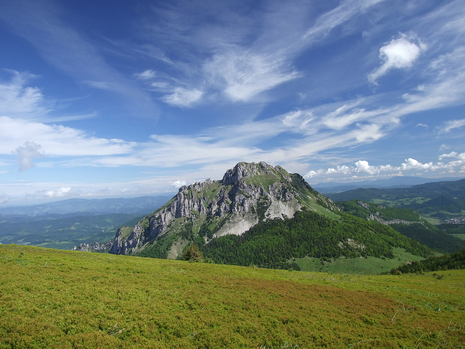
1,0 -> 465,206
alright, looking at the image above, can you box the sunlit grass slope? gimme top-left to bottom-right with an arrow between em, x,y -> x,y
1,244 -> 464,348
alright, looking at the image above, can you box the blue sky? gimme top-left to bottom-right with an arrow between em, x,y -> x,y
1,0 -> 465,206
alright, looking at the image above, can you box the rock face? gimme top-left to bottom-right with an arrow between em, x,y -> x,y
109,161 -> 338,257
73,241 -> 112,252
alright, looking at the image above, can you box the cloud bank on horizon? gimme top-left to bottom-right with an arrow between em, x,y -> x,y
0,0 -> 465,205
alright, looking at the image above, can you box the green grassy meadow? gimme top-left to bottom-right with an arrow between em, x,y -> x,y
293,248 -> 426,275
1,244 -> 464,348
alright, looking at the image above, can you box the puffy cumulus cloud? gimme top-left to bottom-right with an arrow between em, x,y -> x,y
172,180 -> 186,189
355,160 -> 377,174
305,156 -> 465,181
439,151 -> 458,160
437,119 -> 465,134
305,165 -> 351,178
368,33 -> 426,84
161,87 -> 203,107
45,187 -> 71,198
13,141 -> 44,171
400,158 -> 434,170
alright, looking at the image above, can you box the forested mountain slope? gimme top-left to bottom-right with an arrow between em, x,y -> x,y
327,179 -> 465,221
337,200 -> 465,253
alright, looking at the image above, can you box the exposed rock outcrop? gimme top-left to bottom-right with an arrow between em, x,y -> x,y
73,241 -> 112,252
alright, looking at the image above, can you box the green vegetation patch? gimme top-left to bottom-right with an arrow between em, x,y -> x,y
244,173 -> 281,191
1,244 -> 464,348
136,232 -> 180,259
293,248 -> 425,275
119,226 -> 133,240
201,181 -> 221,200
338,200 -> 421,221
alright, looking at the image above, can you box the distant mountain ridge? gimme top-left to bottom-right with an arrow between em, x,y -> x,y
327,179 -> 465,221
313,176 -> 460,194
0,195 -> 173,216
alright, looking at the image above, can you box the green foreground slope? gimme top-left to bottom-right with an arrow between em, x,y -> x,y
1,245 -> 464,348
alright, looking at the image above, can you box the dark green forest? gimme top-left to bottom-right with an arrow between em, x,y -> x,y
337,200 -> 465,253
390,222 -> 465,253
198,210 -> 431,269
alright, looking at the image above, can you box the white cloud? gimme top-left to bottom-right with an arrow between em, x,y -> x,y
13,141 -> 44,171
172,180 -> 186,189
0,117 -> 135,156
304,153 -> 465,179
437,119 -> 465,134
161,87 -> 203,107
401,158 -> 433,170
303,0 -> 386,42
135,70 -> 156,80
45,186 -> 71,198
0,70 -> 50,118
204,50 -> 300,102
84,81 -> 113,91
415,123 -> 428,128
439,151 -> 458,160
304,156 -> 465,180
355,160 -> 377,174
368,33 -> 425,84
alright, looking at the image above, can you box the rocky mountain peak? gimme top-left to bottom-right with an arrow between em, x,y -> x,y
109,161 -> 338,257
221,161 -> 278,185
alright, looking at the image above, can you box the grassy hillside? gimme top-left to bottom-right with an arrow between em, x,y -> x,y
1,244 -> 464,348
292,247 -> 426,275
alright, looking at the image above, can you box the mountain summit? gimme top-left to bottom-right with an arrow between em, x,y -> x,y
109,161 -> 339,257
